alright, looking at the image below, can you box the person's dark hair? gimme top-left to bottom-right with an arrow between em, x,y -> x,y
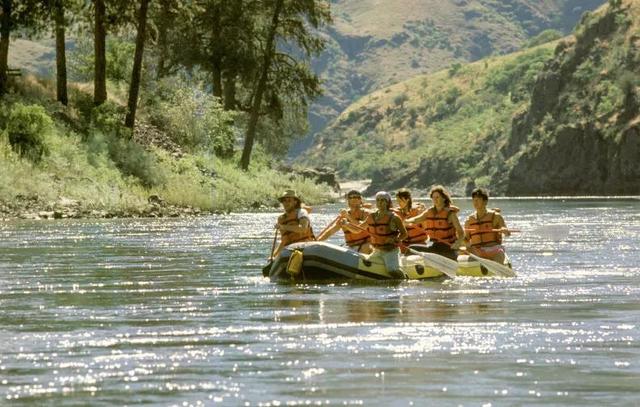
429,185 -> 452,207
346,190 -> 362,199
471,187 -> 489,201
396,188 -> 413,208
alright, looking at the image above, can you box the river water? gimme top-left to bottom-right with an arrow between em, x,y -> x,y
1,198 -> 639,405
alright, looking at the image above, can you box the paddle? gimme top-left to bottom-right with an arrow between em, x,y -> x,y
464,228 -> 521,234
316,215 -> 342,240
262,229 -> 279,277
464,251 -> 516,277
405,247 -> 458,278
465,225 -> 573,240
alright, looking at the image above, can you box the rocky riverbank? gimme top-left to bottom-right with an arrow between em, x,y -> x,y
0,194 -> 207,221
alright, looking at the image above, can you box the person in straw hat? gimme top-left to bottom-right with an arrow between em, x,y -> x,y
271,189 -> 315,259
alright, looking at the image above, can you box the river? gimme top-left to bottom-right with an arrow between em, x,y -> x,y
1,198 -> 639,405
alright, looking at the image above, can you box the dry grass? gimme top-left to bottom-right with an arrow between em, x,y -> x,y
8,38 -> 55,76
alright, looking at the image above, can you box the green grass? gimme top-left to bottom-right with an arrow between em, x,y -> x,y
306,0 -> 640,195
306,42 -> 556,190
0,75 -> 333,215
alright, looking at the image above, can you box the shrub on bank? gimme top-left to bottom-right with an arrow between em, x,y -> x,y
211,148 -> 333,213
3,103 -> 53,162
145,81 -> 236,157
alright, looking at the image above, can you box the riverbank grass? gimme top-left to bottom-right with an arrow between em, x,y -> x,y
0,75 -> 332,217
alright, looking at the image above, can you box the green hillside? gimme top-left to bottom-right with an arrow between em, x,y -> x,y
304,0 -> 640,196
296,0 -> 605,152
6,1 -> 606,158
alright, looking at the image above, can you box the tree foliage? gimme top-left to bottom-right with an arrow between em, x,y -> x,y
0,0 -> 48,96
239,0 -> 331,169
1,0 -> 332,165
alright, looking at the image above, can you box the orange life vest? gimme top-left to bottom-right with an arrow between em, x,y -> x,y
342,208 -> 370,247
279,209 -> 315,246
423,206 -> 458,245
467,210 -> 502,247
366,211 -> 399,249
397,206 -> 428,245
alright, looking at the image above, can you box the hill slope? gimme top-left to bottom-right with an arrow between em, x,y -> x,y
304,0 -> 640,196
503,0 -> 640,195
296,0 -> 606,153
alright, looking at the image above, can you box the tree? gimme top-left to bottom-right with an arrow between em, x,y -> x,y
0,0 -> 47,96
239,0 -> 283,170
91,0 -> 134,106
0,0 -> 12,97
124,0 -> 150,129
239,0 -> 331,170
167,0 -> 257,109
93,0 -> 107,105
152,0 -> 178,79
53,0 -> 68,105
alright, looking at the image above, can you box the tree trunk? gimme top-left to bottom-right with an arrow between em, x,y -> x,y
125,0 -> 150,129
93,0 -> 107,106
0,0 -> 12,97
223,72 -> 236,110
240,0 -> 283,170
212,65 -> 222,99
54,0 -> 68,105
155,2 -> 169,79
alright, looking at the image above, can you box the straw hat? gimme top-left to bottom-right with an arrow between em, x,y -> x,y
278,189 -> 301,203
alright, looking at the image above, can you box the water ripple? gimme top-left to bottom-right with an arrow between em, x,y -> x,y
1,199 -> 639,404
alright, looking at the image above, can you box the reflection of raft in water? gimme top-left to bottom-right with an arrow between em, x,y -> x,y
266,241 -> 512,283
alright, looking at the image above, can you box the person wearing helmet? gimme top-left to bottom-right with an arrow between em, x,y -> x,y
359,191 -> 408,279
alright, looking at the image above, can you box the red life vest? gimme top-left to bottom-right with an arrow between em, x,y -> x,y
366,211 -> 399,249
279,209 -> 315,246
423,206 -> 458,245
467,210 -> 502,247
342,208 -> 370,247
397,206 -> 428,245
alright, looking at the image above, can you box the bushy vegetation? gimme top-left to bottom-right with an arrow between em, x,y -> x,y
146,81 -> 236,156
484,47 -> 553,100
2,103 -> 53,162
525,29 -> 563,48
69,37 -> 135,83
0,75 -> 332,215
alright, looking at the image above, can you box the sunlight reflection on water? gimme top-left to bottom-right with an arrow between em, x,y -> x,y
1,198 -> 639,404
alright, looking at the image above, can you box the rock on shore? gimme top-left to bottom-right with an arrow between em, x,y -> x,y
0,194 -> 205,221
